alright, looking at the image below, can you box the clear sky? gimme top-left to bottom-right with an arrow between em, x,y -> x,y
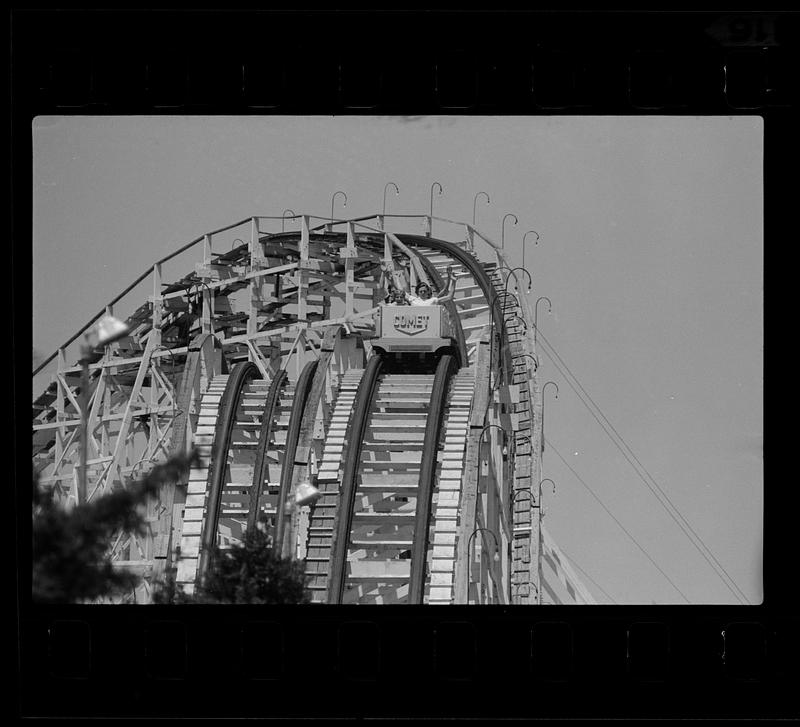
32,115 -> 763,604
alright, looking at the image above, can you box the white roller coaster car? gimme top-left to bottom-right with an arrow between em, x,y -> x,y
372,304 -> 457,355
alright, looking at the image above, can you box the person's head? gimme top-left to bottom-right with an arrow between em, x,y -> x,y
391,289 -> 406,304
416,282 -> 432,300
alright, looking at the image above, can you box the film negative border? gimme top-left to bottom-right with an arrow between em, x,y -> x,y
14,7 -> 798,722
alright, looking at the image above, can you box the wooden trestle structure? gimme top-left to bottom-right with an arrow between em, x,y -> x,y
31,210 -> 595,605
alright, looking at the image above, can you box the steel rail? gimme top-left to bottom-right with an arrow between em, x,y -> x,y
408,354 -> 458,603
327,353 -> 384,604
246,368 -> 288,535
197,361 -> 261,583
274,360 -> 319,556
397,234 -> 512,378
281,326 -> 343,560
148,333 -> 219,583
167,333 -> 217,459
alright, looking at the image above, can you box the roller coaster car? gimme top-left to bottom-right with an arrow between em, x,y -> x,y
372,304 -> 457,357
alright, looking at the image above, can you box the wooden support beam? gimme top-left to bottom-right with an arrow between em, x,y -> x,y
383,233 -> 394,271
152,263 -> 163,333
56,373 -> 83,415
91,335 -> 158,500
157,263 -> 299,303
86,367 -> 107,459
101,306 -> 115,459
248,218 -> 260,363
297,215 -> 310,321
201,234 -> 213,334
55,348 -> 66,465
344,222 -> 356,317
464,224 -> 475,252
453,335 -> 492,604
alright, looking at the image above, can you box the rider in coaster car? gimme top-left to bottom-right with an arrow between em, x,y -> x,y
386,286 -> 410,305
407,265 -> 455,306
380,261 -> 411,305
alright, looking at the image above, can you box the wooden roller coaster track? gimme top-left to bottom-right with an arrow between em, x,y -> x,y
31,210 -> 595,605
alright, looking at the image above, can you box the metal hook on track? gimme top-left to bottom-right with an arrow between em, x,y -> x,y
282,209 -> 296,233
472,191 -> 490,227
383,182 -> 400,216
331,191 -> 347,224
501,213 -> 518,250
522,230 -> 539,271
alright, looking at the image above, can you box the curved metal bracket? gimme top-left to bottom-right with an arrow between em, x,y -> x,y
501,213 -> 518,250
472,191 -> 490,227
281,209 -> 296,233
429,181 -> 443,218
383,182 -> 400,216
522,230 -> 539,270
330,191 -> 347,223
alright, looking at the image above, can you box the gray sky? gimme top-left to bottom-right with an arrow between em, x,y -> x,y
33,115 -> 763,604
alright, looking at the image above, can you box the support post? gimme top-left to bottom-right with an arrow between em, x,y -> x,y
152,262 -> 163,336
86,365 -> 106,461
383,233 -> 393,270
78,355 -> 89,505
202,234 -> 212,334
248,217 -> 261,362
55,347 -> 66,467
344,222 -> 356,318
267,334 -> 281,377
464,224 -> 475,252
298,215 -> 309,322
101,306 -> 113,457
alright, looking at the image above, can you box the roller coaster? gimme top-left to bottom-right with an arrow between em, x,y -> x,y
32,209 -> 596,605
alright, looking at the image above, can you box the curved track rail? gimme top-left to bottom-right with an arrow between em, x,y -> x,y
325,353 -> 471,605
274,360 -> 318,556
198,362 -> 262,577
408,354 -> 458,603
327,354 -> 385,603
305,367 -> 366,602
338,369 -> 437,604
247,369 -> 288,534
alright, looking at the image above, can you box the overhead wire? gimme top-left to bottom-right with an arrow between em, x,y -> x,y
535,327 -> 751,605
545,437 -> 692,604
